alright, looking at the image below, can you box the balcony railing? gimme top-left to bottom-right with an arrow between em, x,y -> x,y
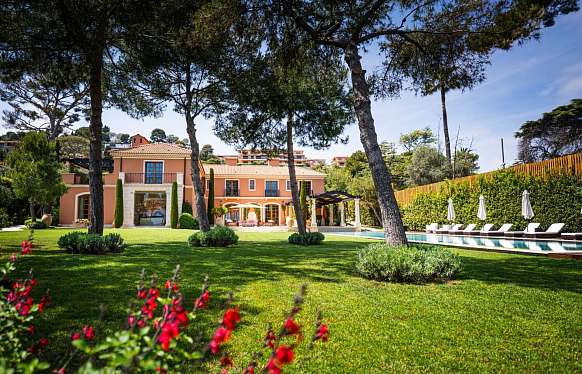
73,174 -> 89,184
265,189 -> 279,197
225,187 -> 240,197
124,173 -> 177,184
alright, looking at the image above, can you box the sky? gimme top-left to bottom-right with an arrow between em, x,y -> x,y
1,10 -> 581,172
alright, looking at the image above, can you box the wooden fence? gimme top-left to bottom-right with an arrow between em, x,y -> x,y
394,153 -> 582,207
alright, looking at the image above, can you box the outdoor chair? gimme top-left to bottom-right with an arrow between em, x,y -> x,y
561,232 -> 582,241
484,224 -> 513,236
425,223 -> 439,233
523,223 -> 564,238
453,224 -> 476,235
504,223 -> 540,238
437,224 -> 461,234
463,223 -> 493,236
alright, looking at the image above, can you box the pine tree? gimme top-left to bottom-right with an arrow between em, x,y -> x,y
207,169 -> 215,225
113,179 -> 123,228
170,182 -> 178,229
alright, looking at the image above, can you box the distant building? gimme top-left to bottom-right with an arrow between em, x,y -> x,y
331,156 -> 348,167
226,149 -> 324,168
0,140 -> 19,160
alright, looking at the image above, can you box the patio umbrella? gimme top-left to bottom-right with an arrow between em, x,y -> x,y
447,198 -> 456,222
521,190 -> 534,220
477,195 -> 487,221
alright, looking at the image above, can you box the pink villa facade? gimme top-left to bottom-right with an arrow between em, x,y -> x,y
59,140 -> 326,227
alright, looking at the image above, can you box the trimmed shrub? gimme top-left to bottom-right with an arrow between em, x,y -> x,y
355,243 -> 461,283
188,226 -> 238,247
25,218 -> 47,229
288,232 -> 325,245
113,178 -> 123,228
57,232 -> 127,254
170,181 -> 178,229
401,170 -> 582,232
179,213 -> 199,229
0,208 -> 11,229
182,201 -> 193,215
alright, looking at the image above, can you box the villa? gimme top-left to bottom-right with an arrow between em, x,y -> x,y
58,134 -> 328,227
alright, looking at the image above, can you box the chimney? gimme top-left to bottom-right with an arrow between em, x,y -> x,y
224,156 -> 238,166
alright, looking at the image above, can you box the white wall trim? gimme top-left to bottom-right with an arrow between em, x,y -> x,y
73,192 -> 91,221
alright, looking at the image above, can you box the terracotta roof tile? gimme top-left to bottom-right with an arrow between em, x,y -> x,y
110,143 -> 191,156
203,164 -> 324,177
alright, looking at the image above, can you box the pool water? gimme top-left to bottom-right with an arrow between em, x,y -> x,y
331,231 -> 582,254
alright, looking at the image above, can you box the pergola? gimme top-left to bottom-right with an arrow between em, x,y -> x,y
307,190 -> 361,231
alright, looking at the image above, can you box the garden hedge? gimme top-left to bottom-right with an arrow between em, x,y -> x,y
401,170 -> 582,232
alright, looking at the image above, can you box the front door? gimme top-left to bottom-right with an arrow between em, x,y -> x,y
134,192 -> 166,226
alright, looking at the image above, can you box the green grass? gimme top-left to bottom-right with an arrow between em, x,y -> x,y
1,228 -> 581,373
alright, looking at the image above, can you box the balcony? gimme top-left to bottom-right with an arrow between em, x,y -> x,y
265,189 -> 279,197
124,173 -> 177,184
225,188 -> 240,197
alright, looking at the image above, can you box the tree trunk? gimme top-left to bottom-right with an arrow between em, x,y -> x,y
344,45 -> 407,245
29,200 -> 36,221
440,83 -> 452,175
87,48 -> 104,235
185,111 -> 210,232
286,112 -> 306,235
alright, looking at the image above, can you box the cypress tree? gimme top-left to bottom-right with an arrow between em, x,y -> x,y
299,182 -> 308,223
170,181 -> 178,229
113,178 -> 123,228
207,169 -> 215,225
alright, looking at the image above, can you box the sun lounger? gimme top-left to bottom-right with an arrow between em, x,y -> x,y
561,233 -> 582,241
504,223 -> 540,238
463,223 -> 493,236
425,223 -> 439,233
437,224 -> 462,234
435,224 -> 451,234
485,224 -> 513,236
523,223 -> 564,239
451,224 -> 476,235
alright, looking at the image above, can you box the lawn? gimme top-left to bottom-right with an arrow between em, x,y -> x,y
1,228 -> 581,373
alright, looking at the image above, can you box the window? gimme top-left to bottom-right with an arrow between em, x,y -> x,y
225,180 -> 239,196
249,179 -> 256,191
77,194 -> 90,220
144,161 -> 163,184
265,180 -> 278,197
286,180 -> 291,191
300,181 -> 312,195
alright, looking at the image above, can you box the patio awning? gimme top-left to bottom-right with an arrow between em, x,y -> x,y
310,190 -> 358,206
227,203 -> 262,209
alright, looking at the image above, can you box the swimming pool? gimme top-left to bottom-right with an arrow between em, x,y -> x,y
330,231 -> 582,255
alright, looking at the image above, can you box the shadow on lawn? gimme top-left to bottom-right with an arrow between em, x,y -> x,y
457,253 -> 582,293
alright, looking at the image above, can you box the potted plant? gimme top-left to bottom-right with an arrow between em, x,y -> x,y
212,206 -> 228,226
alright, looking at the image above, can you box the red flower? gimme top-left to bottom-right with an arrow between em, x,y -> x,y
194,290 -> 210,309
155,367 -> 167,374
275,345 -> 294,364
266,358 -> 281,374
21,240 -> 32,255
164,280 -> 179,291
316,324 -> 329,342
28,324 -> 35,335
15,296 -> 34,316
82,325 -> 95,341
209,326 -> 231,354
137,289 -> 147,299
38,294 -> 50,313
137,319 -> 147,328
56,368 -> 65,374
284,318 -> 300,335
158,320 -> 180,351
148,288 -> 160,298
264,330 -> 276,349
220,354 -> 234,367
39,338 -> 48,347
10,253 -> 17,263
71,332 -> 81,341
243,366 -> 255,374
222,308 -> 240,331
